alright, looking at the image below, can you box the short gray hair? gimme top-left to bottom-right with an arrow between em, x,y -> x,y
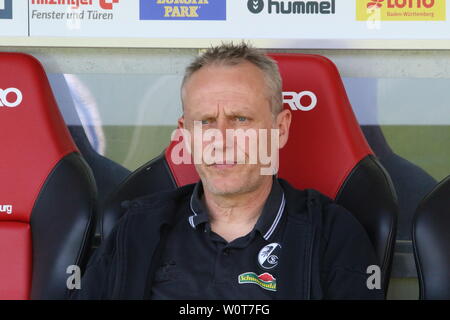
181,42 -> 283,115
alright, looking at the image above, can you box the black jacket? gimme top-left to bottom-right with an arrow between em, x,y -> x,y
70,179 -> 384,300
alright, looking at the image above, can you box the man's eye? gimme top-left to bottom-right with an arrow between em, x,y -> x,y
201,120 -> 209,125
236,117 -> 247,122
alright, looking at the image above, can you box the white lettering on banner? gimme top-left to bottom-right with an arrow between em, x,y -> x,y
31,0 -> 93,10
0,0 -> 5,11
0,88 -> 23,108
0,205 -> 13,215
283,91 -> 317,111
31,0 -> 119,10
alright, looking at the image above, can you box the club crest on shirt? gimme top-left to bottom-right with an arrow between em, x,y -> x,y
258,243 -> 281,270
238,272 -> 277,292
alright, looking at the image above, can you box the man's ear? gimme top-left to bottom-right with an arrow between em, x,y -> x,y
178,116 -> 185,129
276,109 -> 292,149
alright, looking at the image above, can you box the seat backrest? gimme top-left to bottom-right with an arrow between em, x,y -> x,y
0,53 -> 96,299
271,54 -> 397,291
362,125 -> 437,241
274,54 -> 372,198
100,53 -> 398,292
48,74 -> 131,249
413,175 -> 450,299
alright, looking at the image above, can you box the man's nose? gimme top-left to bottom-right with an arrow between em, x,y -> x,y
215,117 -> 229,142
207,118 -> 235,153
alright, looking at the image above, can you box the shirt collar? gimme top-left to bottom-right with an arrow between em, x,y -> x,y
188,177 -> 286,241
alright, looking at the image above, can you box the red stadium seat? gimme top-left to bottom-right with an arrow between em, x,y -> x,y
0,53 -> 97,299
272,54 -> 397,292
100,53 -> 398,293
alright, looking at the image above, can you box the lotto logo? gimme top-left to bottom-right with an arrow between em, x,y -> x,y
369,0 -> 438,9
356,0 -> 445,21
367,0 -> 384,8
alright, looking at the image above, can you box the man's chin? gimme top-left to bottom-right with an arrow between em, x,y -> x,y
196,164 -> 264,195
204,184 -> 246,196
201,176 -> 247,196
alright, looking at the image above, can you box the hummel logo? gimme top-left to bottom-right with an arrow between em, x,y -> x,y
248,0 -> 264,14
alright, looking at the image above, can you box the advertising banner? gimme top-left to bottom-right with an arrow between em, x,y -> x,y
1,0 -> 450,48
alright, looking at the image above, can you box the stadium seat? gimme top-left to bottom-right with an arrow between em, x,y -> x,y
347,78 -> 436,280
99,53 -> 398,293
0,53 -> 97,299
272,54 -> 398,292
345,77 -> 437,241
48,74 -> 131,249
413,175 -> 450,299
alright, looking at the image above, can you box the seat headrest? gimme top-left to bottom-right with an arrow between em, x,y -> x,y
0,53 -> 77,222
270,54 -> 373,199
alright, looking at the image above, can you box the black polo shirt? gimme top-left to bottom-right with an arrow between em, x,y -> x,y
150,178 -> 287,300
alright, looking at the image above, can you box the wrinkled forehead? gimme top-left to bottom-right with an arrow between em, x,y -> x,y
182,62 -> 269,112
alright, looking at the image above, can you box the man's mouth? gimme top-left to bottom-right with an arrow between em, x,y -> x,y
210,163 -> 237,169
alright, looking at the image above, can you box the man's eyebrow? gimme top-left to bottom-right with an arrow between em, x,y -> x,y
186,100 -> 261,117
188,109 -> 218,119
225,106 -> 256,115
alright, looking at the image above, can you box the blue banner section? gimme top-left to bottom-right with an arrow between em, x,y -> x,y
0,0 -> 12,19
140,0 -> 226,20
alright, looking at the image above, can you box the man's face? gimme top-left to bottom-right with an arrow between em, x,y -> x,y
179,61 -> 291,197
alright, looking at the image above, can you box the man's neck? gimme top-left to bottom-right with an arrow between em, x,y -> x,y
202,178 -> 273,242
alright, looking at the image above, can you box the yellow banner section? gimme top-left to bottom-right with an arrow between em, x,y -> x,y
356,0 -> 446,21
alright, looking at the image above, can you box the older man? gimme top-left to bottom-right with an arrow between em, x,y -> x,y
71,43 -> 383,300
